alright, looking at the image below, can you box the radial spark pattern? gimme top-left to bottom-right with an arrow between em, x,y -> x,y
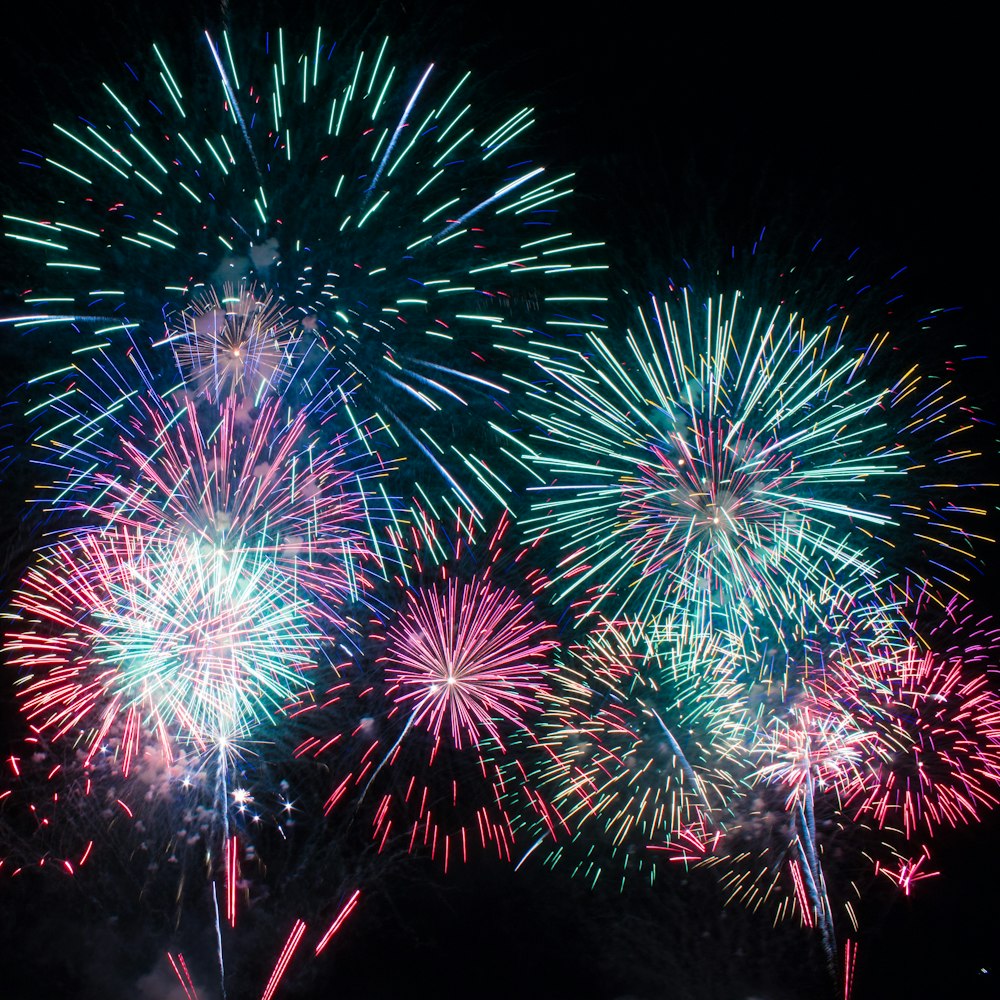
164,283 -> 301,403
753,702 -> 872,811
510,619 -> 748,887
31,343 -> 392,622
296,512 -> 556,870
6,529 -> 325,767
518,290 -> 974,635
826,641 -> 1000,838
382,574 -> 554,752
5,27 -> 604,510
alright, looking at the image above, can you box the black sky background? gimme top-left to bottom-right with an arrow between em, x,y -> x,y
0,3 -> 996,998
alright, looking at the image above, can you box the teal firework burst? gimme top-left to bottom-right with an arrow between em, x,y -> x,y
4,27 -> 604,512
510,618 -> 748,889
5,528 -> 327,771
517,289 -> 976,637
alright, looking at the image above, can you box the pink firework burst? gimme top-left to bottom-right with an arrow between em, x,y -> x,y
379,511 -> 557,754
381,575 -> 555,752
824,639 -> 1000,838
302,511 -> 557,870
45,378 -> 389,619
753,700 -> 873,812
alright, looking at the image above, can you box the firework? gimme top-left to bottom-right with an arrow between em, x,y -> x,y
380,556 -> 555,753
2,17 -> 997,997
693,590 -> 1000,945
5,528 -> 327,765
702,760 -> 892,945
748,699 -> 876,965
825,639 -> 1000,838
4,325 -> 389,948
680,589 -> 907,942
2,589 -> 362,969
753,703 -> 871,813
298,510 -> 556,870
516,289 -> 979,637
28,336 -> 394,627
4,27 -> 604,511
163,283 -> 301,404
509,618 -> 748,888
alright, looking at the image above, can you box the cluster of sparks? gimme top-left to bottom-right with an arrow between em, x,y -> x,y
0,21 -> 997,998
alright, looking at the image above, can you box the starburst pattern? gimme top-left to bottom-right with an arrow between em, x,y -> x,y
162,283 -> 301,403
6,530 -> 326,768
382,575 -> 554,751
509,618 -> 748,887
5,27 -> 603,512
517,290 -> 976,636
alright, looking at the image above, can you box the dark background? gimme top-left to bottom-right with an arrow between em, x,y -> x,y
0,3 -> 996,998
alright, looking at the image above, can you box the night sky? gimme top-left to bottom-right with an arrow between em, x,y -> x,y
1,3 -> 996,998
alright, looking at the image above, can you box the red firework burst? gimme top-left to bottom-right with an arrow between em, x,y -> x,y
822,640 -> 1000,838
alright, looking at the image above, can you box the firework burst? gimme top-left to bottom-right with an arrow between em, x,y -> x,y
298,510 -> 557,869
377,508 -> 557,745
5,529 -> 329,766
517,289 -> 980,637
824,639 -> 1000,839
380,559 -> 555,754
746,697 -> 877,964
753,702 -> 871,812
162,283 -> 301,404
508,617 -> 748,888
693,588 -> 1000,947
4,27 -> 604,511
28,337 -> 394,628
